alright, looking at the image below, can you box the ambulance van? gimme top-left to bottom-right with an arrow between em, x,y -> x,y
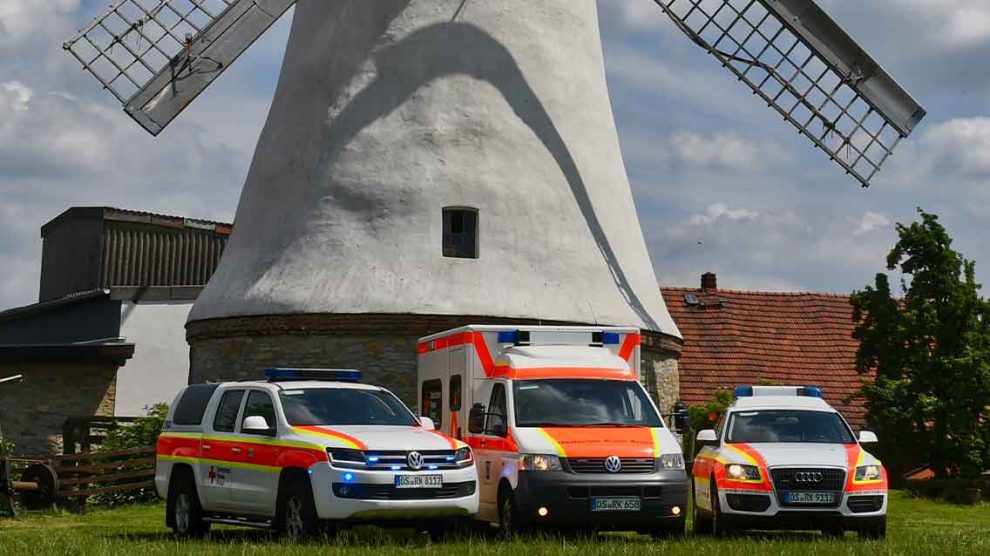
417,325 -> 688,537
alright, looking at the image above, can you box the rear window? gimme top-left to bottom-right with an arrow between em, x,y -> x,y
172,384 -> 220,426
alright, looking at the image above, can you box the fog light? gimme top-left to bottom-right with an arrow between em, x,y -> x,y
671,505 -> 682,516
538,507 -> 549,517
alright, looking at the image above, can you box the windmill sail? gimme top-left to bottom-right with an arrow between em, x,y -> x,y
65,0 -> 296,136
654,0 -> 926,187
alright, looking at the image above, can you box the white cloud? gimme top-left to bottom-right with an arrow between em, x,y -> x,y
854,212 -> 891,236
0,80 -> 31,111
889,0 -> 990,49
689,203 -> 759,226
883,117 -> 990,195
660,131 -> 790,173
0,0 -> 79,54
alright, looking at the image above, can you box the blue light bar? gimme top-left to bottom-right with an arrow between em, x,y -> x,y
497,330 -> 519,343
264,368 -> 363,382
602,332 -> 621,345
798,386 -> 824,398
734,385 -> 754,398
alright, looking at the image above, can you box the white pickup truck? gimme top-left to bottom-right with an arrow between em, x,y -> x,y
155,369 -> 478,539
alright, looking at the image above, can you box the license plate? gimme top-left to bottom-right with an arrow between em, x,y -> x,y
394,475 -> 443,489
591,497 -> 641,512
785,491 -> 836,504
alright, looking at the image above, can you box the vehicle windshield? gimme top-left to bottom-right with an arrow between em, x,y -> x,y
726,410 -> 855,444
513,379 -> 663,427
279,388 -> 419,427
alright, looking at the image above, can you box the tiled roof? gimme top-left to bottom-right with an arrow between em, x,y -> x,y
661,285 -> 871,428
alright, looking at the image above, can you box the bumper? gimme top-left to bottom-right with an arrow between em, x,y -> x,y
717,489 -> 887,530
310,462 -> 480,521
513,469 -> 688,530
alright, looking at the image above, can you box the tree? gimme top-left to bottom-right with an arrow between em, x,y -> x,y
852,210 -> 990,479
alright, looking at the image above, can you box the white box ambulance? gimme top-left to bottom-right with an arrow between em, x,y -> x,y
417,326 -> 688,537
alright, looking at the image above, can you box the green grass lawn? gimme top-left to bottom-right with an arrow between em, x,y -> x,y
1,492 -> 987,555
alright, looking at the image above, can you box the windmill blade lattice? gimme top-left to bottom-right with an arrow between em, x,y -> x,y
653,0 -> 926,187
65,0 -> 295,136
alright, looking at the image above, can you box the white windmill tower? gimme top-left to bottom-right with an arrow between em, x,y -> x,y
66,0 -> 924,408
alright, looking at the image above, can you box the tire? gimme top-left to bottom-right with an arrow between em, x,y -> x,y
498,489 -> 525,539
275,478 -> 321,541
858,518 -> 887,540
709,479 -> 731,537
692,480 -> 713,535
167,472 -> 210,538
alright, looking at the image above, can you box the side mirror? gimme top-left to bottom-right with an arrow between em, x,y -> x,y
420,416 -> 436,430
696,429 -> 718,445
468,403 -> 486,434
858,431 -> 879,444
243,415 -> 273,435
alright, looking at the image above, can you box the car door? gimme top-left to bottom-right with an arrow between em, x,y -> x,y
200,388 -> 245,512
477,381 -> 509,520
228,389 -> 280,516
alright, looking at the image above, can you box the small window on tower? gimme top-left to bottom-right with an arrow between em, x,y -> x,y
442,208 -> 479,259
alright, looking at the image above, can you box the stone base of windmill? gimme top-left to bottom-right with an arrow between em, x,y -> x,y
186,314 -> 682,412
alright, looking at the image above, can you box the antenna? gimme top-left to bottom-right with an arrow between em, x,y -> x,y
654,0 -> 926,187
64,0 -> 296,136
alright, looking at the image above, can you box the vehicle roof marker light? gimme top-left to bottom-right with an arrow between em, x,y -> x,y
497,330 -> 519,344
734,385 -> 754,398
264,368 -> 363,383
798,386 -> 824,398
602,332 -> 621,345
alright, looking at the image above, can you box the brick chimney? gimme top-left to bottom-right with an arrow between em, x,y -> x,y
701,272 -> 717,292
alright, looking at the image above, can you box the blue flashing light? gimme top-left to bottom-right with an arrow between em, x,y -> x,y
343,473 -> 355,483
428,465 -> 439,470
498,330 -> 520,344
798,386 -> 824,398
264,368 -> 363,383
445,456 -> 456,461
734,385 -> 754,398
391,465 -> 402,471
602,332 -> 621,345
367,456 -> 380,463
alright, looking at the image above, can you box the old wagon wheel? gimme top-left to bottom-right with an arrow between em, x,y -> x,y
19,464 -> 59,510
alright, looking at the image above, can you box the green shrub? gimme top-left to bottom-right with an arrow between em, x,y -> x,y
100,403 -> 168,452
0,436 -> 14,457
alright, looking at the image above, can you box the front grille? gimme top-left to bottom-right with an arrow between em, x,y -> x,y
329,449 -> 461,471
567,486 -> 662,499
847,495 -> 884,513
726,493 -> 772,513
770,468 -> 845,508
332,481 -> 476,500
567,458 -> 656,474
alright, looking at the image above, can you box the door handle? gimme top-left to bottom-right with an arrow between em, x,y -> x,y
202,444 -> 212,451
479,439 -> 487,448
248,448 -> 255,458
231,447 -> 242,454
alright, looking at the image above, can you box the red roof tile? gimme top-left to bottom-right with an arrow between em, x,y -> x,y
661,286 -> 871,429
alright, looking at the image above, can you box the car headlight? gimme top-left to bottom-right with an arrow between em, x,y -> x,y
518,454 -> 562,472
855,464 -> 882,481
659,453 -> 685,470
726,463 -> 761,481
455,447 -> 474,467
327,448 -> 366,469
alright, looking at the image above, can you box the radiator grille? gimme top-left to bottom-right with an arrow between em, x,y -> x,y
771,467 -> 845,507
567,458 -> 656,474
332,481 -> 475,500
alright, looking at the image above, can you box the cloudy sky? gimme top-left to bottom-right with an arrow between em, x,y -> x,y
0,0 -> 988,310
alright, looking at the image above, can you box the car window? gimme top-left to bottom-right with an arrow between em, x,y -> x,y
421,379 -> 443,428
213,390 -> 245,433
241,390 -> 276,433
172,384 -> 220,426
727,410 -> 855,444
485,383 -> 507,433
279,388 -> 419,426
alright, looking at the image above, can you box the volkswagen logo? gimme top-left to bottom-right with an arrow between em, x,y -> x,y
407,451 -> 424,470
794,471 -> 824,483
604,455 -> 622,473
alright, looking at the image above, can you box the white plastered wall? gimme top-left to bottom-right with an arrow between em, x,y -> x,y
116,302 -> 191,415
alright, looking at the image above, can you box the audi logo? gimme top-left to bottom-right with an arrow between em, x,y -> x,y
604,455 -> 622,473
794,471 -> 824,483
407,451 -> 424,470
